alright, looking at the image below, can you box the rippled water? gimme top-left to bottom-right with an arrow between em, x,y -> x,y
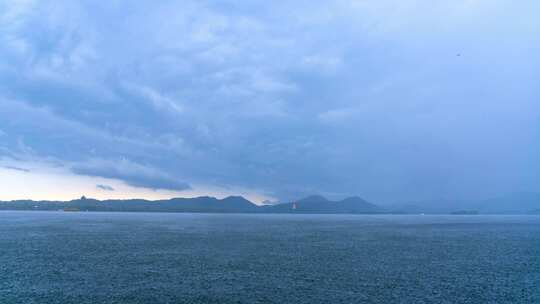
1,212 -> 539,303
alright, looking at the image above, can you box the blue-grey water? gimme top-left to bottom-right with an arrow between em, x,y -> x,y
1,212 -> 539,304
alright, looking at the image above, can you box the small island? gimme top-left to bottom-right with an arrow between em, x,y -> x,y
450,210 -> 479,215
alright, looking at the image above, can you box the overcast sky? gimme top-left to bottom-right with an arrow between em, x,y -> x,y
1,0 -> 539,203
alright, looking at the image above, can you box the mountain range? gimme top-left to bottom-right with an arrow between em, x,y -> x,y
263,195 -> 383,214
0,192 -> 539,214
0,196 -> 258,213
0,195 -> 382,214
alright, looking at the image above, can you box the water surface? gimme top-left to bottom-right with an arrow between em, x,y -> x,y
1,212 -> 539,303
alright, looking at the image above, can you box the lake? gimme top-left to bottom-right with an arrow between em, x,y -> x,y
1,212 -> 539,303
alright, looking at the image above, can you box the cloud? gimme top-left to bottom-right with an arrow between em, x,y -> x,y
1,165 -> 30,173
71,158 -> 191,192
0,1 -> 539,202
96,184 -> 114,191
121,82 -> 184,114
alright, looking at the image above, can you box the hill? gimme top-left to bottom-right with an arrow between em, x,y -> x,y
0,196 -> 258,213
266,195 -> 384,214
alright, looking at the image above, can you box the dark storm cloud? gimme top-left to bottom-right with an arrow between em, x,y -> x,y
1,1 -> 539,202
96,184 -> 115,191
72,159 -> 192,192
2,165 -> 30,173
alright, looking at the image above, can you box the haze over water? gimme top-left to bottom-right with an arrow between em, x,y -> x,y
2,211 -> 539,303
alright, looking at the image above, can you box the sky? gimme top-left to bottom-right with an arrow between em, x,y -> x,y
0,0 -> 539,204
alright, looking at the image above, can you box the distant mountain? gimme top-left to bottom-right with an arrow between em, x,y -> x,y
158,196 -> 258,212
2,192 -> 537,214
389,192 -> 540,214
450,210 -> 479,215
267,195 -> 384,214
0,196 -> 258,213
387,199 -> 470,214
337,197 -> 383,213
0,195 -> 385,214
477,192 -> 540,214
